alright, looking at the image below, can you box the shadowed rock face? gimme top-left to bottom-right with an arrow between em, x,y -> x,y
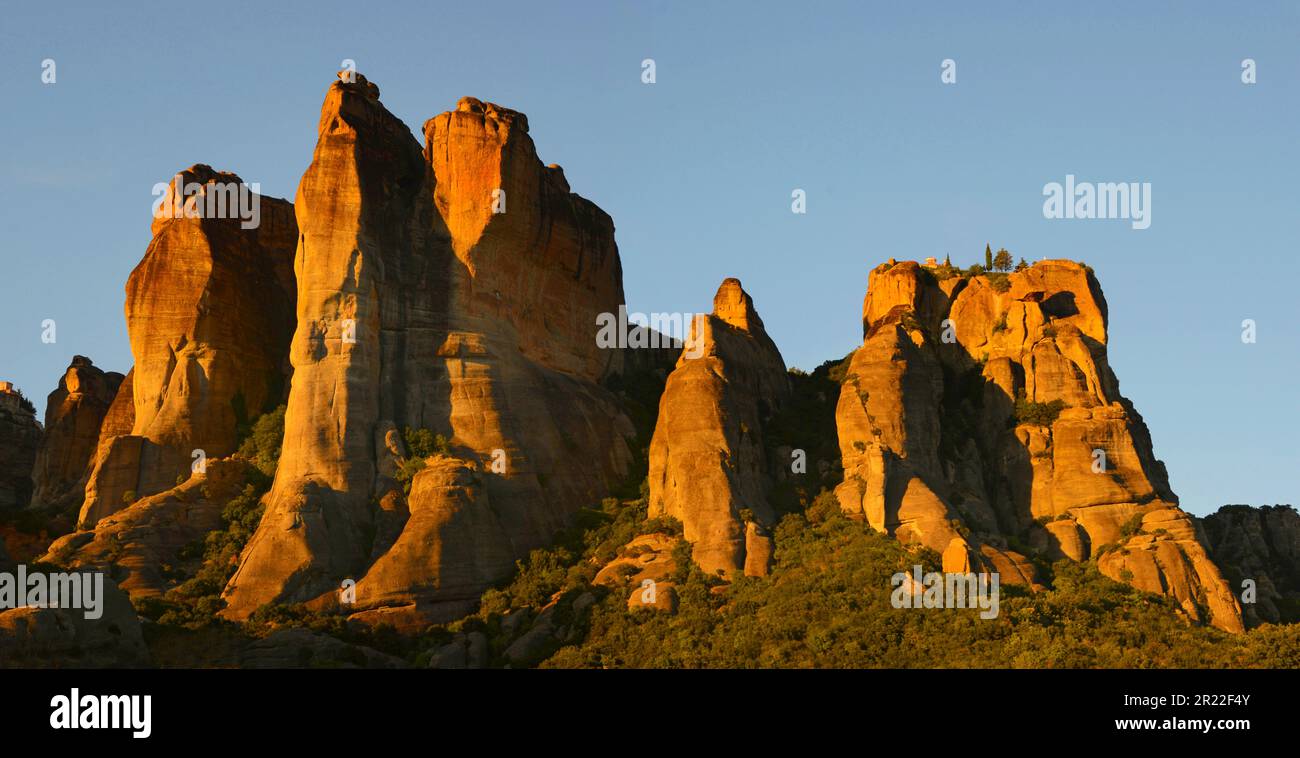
834,260 -> 1243,632
1203,505 -> 1300,627
0,385 -> 41,513
221,75 -> 635,623
29,356 -> 124,512
0,572 -> 149,668
41,458 -> 253,599
80,166 -> 297,528
341,456 -> 516,630
647,278 -> 789,579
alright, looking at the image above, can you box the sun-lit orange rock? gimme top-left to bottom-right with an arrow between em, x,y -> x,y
647,278 -> 789,578
79,166 -> 296,528
833,258 -> 1242,631
222,74 -> 638,624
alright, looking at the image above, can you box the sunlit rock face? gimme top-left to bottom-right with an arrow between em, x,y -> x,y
833,259 -> 1242,632
29,356 -> 124,513
647,278 -> 789,579
222,75 -> 636,624
80,166 -> 297,529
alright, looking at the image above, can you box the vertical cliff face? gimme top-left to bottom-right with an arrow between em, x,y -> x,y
647,279 -> 790,578
1203,505 -> 1300,626
834,260 -> 1242,632
29,356 -> 124,512
425,97 -> 626,380
0,385 -> 41,513
222,75 -> 635,624
220,75 -> 429,617
80,167 -> 297,528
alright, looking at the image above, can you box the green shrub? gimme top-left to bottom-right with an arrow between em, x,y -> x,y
137,481 -> 271,630
403,427 -> 450,458
393,428 -> 453,494
1013,397 -> 1067,427
1119,513 -> 1146,538
237,404 -> 286,481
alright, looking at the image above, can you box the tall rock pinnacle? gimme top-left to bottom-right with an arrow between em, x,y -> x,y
222,74 -> 636,626
647,278 -> 789,578
79,165 -> 297,528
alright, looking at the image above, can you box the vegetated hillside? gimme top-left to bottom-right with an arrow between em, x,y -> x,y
465,490 -> 1298,669
428,361 -> 1300,669
9,355 -> 1299,669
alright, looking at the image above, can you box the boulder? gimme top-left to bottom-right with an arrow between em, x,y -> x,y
0,572 -> 149,668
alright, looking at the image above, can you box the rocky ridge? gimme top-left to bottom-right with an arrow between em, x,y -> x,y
830,260 -> 1241,631
221,74 -> 638,627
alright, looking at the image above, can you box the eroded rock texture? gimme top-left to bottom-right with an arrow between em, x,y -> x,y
0,383 -> 41,513
29,356 -> 124,513
0,572 -> 149,668
833,260 -> 1242,631
1203,504 -> 1300,626
647,279 -> 789,578
41,458 -> 253,599
222,75 -> 636,623
80,166 -> 297,528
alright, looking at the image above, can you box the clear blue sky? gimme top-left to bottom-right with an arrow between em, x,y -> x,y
1,1 -> 1295,515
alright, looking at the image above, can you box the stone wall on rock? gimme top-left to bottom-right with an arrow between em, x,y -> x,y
647,278 -> 790,579
221,74 -> 636,625
833,259 -> 1242,632
80,167 -> 297,528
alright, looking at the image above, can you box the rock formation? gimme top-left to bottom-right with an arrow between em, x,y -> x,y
0,382 -> 41,513
221,74 -> 636,623
647,278 -> 790,578
1203,504 -> 1300,626
594,532 -> 681,612
834,260 -> 1242,631
41,458 -> 253,598
0,572 -> 149,668
29,356 -> 124,513
80,165 -> 297,528
342,456 -> 516,630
